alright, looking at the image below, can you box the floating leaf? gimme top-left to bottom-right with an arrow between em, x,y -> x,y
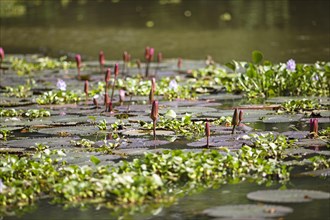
247,189 -> 330,203
203,204 -> 292,218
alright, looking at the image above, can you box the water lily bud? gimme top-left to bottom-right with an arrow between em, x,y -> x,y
105,68 -> 111,83
0,47 -> 4,61
151,77 -> 156,92
119,89 -> 125,102
232,108 -> 239,126
309,118 -> 314,133
93,97 -> 98,107
114,63 -> 119,77
75,54 -> 81,68
205,122 -> 210,137
104,93 -> 110,105
313,118 -> 318,137
148,48 -> 154,62
123,51 -> 128,62
136,59 -> 141,69
150,100 -> 159,121
84,80 -> 89,95
157,52 -> 162,63
149,87 -> 154,104
177,57 -> 182,69
145,46 -> 150,60
107,101 -> 113,112
99,50 -> 105,66
239,110 -> 243,123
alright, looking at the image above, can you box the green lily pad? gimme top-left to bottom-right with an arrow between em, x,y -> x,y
38,126 -> 99,136
203,204 -> 293,218
118,139 -> 170,149
295,139 -> 329,148
247,189 -> 330,203
0,97 -> 35,107
4,137 -> 75,148
281,131 -> 309,139
297,168 -> 330,177
199,94 -> 243,101
262,114 -> 304,123
121,129 -> 175,137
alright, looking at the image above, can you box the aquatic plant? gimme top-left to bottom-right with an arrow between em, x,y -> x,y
149,77 -> 156,103
110,64 -> 119,102
309,118 -> 318,138
143,113 -> 203,138
238,110 -> 243,125
145,47 -> 154,77
56,79 -> 67,91
36,90 -> 81,105
0,108 -> 50,118
75,54 -> 82,79
177,57 -> 182,70
0,47 -> 4,68
150,100 -> 159,140
2,131 -> 328,216
286,59 -> 296,72
99,50 -> 105,73
8,56 -> 74,75
231,108 -> 239,134
122,51 -> 130,75
84,80 -> 89,99
0,129 -> 11,141
119,89 -> 125,103
279,99 -> 322,114
233,52 -> 329,98
96,119 -> 107,130
5,81 -> 34,98
205,122 -> 210,148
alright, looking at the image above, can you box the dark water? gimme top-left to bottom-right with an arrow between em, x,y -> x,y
1,0 -> 329,63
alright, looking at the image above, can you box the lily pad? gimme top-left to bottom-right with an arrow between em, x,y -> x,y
199,94 -> 243,101
38,126 -> 99,136
121,129 -> 175,137
203,204 -> 293,218
247,189 -> 330,203
117,139 -> 170,149
295,139 -> 329,148
5,137 -> 76,148
262,114 -> 304,123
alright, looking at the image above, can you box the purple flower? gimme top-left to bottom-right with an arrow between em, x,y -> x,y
286,59 -> 296,72
169,79 -> 178,91
56,79 -> 67,91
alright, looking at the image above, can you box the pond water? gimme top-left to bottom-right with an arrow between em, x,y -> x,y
1,0 -> 329,63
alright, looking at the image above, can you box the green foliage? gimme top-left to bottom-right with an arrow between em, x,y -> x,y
142,113 -> 231,138
4,80 -> 35,98
235,61 -> 330,98
0,129 -> 11,141
252,50 -> 263,64
10,56 -> 74,75
194,60 -> 329,98
1,133 -> 328,216
279,99 -> 322,113
308,156 -> 330,170
117,76 -> 197,100
36,90 -> 81,105
96,119 -> 107,130
142,114 -> 204,138
0,108 -> 50,118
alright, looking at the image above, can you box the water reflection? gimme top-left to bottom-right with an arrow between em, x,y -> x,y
1,0 -> 329,62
